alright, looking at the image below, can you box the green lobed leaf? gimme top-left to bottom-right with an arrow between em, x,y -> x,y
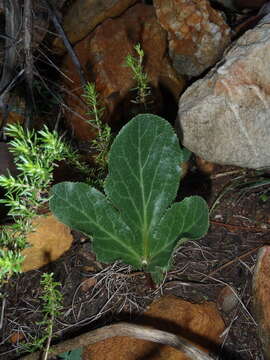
148,196 -> 209,271
49,182 -> 141,268
50,114 -> 209,282
104,114 -> 183,264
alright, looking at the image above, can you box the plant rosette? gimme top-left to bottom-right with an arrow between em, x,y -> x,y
50,114 -> 209,283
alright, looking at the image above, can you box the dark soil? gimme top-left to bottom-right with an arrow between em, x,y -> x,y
0,164 -> 269,360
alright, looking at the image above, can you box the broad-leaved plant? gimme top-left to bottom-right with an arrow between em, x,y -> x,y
50,114 -> 209,283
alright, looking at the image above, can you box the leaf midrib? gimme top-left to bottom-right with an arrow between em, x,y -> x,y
138,126 -> 149,263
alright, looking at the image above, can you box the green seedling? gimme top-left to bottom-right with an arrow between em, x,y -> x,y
124,43 -> 151,107
50,114 -> 209,283
83,82 -> 112,188
22,273 -> 63,359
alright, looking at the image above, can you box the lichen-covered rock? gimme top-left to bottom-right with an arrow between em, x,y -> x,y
62,4 -> 185,141
83,295 -> 225,360
153,0 -> 231,77
177,22 -> 270,169
53,0 -> 138,53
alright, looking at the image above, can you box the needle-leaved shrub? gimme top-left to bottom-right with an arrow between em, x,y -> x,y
49,114 -> 209,283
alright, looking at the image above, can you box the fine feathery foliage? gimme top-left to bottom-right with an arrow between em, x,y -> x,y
124,43 -> 151,107
83,82 -> 112,187
0,124 -> 80,283
50,114 -> 209,283
22,273 -> 63,358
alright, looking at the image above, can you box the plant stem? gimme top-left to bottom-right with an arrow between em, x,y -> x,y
42,316 -> 53,360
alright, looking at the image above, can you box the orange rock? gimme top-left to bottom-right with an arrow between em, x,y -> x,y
62,4 -> 185,141
53,0 -> 138,53
153,0 -> 231,76
83,295 -> 225,360
21,213 -> 73,272
252,246 -> 270,360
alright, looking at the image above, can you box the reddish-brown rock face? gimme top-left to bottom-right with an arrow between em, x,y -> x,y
62,4 -> 185,141
153,0 -> 231,77
53,0 -> 138,52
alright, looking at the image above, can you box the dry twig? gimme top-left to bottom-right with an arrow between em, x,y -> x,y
43,0 -> 87,88
206,245 -> 262,278
23,0 -> 35,128
0,0 -> 22,136
210,220 -> 270,233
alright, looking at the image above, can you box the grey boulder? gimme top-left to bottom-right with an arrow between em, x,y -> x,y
177,22 -> 270,169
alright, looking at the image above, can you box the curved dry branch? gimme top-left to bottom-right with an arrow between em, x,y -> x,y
21,322 -> 215,360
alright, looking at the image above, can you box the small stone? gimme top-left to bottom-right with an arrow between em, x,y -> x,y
217,286 -> 238,313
